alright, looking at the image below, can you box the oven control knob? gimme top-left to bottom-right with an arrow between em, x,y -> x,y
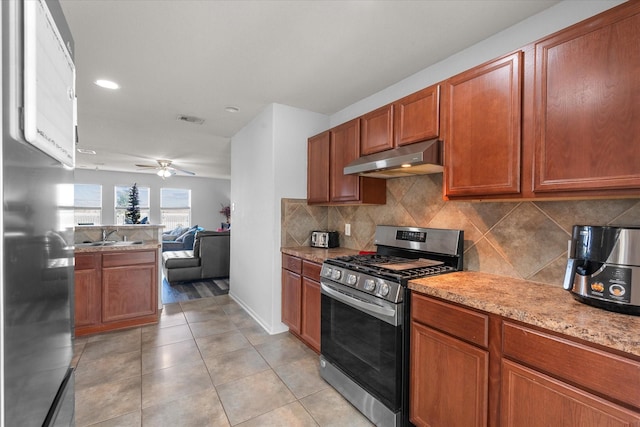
378,281 -> 390,297
364,279 -> 376,292
331,269 -> 342,280
323,267 -> 332,278
346,274 -> 357,285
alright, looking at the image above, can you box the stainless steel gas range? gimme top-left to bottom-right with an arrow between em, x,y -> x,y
319,225 -> 464,427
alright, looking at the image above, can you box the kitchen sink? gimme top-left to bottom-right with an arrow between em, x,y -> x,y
76,241 -> 144,247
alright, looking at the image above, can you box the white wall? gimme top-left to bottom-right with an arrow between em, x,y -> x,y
271,104 -> 329,329
229,104 -> 327,333
74,169 -> 230,229
330,0 -> 625,126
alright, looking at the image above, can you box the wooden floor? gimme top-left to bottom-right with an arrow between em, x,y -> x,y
161,277 -> 229,304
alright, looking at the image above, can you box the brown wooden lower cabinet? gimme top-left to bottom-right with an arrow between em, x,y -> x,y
410,321 -> 488,427
74,253 -> 101,328
300,278 -> 321,349
281,268 -> 302,335
501,360 -> 640,427
75,249 -> 158,336
410,292 -> 640,427
410,292 -> 488,427
102,264 -> 157,323
281,254 -> 321,352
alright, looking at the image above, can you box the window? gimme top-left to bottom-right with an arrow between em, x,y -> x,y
161,188 -> 191,230
115,185 -> 150,225
74,184 -> 102,225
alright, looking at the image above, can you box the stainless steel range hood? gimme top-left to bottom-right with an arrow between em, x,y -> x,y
343,139 -> 443,179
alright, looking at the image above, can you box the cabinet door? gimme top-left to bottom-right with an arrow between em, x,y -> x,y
394,84 -> 440,147
410,321 -> 488,427
307,131 -> 330,204
281,268 -> 302,334
501,360 -> 640,427
102,263 -> 157,323
533,4 -> 640,192
301,277 -> 321,352
74,253 -> 101,328
330,118 -> 361,202
443,51 -> 522,198
361,104 -> 394,155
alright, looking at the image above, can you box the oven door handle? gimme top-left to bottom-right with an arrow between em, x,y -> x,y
321,282 -> 398,322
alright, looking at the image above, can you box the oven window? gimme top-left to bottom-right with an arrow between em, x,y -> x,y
321,293 -> 402,410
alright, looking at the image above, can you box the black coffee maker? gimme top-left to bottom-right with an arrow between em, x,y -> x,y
564,225 -> 640,315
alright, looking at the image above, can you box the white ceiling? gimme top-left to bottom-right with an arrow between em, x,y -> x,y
59,0 -> 559,179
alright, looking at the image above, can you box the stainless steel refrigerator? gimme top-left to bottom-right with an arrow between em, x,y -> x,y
2,0 -> 76,425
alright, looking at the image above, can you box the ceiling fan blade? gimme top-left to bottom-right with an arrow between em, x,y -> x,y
135,164 -> 159,169
170,166 -> 196,176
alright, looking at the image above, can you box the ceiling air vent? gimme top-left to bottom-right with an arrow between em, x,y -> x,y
176,114 -> 205,125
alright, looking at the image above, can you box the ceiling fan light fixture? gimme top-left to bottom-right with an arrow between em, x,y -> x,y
157,169 -> 173,178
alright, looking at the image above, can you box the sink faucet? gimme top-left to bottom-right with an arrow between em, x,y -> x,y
102,229 -> 118,241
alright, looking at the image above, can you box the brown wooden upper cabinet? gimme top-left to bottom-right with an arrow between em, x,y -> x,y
360,84 -> 440,156
443,51 -> 523,198
307,131 -> 331,204
531,2 -> 640,194
394,84 -> 440,147
331,119 -> 362,202
360,104 -> 394,155
307,119 -> 386,205
443,1 -> 640,200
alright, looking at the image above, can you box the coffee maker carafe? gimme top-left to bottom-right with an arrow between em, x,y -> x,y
564,225 -> 640,315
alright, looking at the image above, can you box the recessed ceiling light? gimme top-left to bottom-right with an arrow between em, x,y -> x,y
177,114 -> 205,125
224,106 -> 240,113
94,79 -> 119,90
77,148 -> 96,155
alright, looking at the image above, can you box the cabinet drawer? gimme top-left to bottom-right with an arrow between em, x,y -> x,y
503,322 -> 640,409
412,293 -> 488,348
75,253 -> 99,270
302,260 -> 321,281
282,254 -> 302,274
102,250 -> 156,268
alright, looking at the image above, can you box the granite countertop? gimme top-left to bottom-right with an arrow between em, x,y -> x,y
75,242 -> 161,253
281,246 -> 361,264
409,271 -> 640,358
75,224 -> 164,229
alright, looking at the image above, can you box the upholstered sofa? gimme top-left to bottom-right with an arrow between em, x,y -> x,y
162,231 -> 230,283
162,225 -> 203,252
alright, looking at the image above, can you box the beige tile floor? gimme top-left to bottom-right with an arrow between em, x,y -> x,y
72,294 -> 375,426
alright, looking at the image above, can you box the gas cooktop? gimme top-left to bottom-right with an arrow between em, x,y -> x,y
321,226 -> 464,303
326,254 -> 455,281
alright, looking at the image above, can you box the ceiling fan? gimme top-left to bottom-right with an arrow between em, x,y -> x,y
135,159 -> 196,178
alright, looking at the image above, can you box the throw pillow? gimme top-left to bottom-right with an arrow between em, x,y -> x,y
170,226 -> 187,236
176,230 -> 197,250
175,230 -> 192,242
163,235 -> 178,241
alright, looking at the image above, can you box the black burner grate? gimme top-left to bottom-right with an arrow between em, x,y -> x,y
326,254 -> 455,282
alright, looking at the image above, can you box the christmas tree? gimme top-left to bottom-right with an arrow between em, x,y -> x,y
125,183 -> 141,224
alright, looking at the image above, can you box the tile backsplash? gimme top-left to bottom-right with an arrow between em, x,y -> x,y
281,174 -> 640,287
75,225 -> 163,244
